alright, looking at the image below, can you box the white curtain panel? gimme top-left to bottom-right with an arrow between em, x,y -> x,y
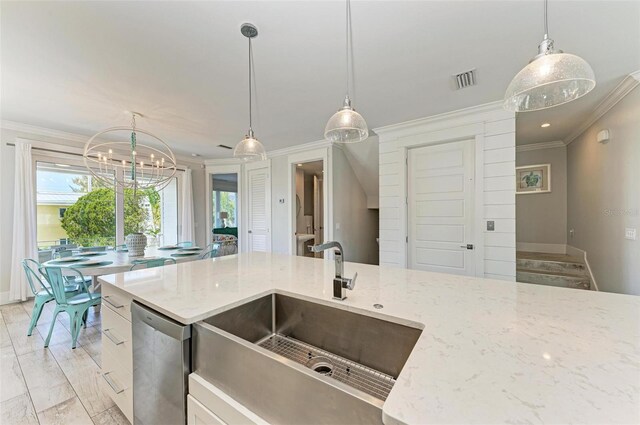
10,142 -> 38,301
180,168 -> 195,243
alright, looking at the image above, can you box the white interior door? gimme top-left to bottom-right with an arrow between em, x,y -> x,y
247,167 -> 271,252
408,140 -> 475,275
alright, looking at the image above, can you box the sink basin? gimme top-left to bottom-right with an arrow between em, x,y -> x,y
192,293 -> 422,424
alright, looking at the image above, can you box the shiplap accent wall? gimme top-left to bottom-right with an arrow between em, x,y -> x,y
375,102 -> 516,281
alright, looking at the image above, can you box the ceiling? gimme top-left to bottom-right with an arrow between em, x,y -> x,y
2,1 -> 639,156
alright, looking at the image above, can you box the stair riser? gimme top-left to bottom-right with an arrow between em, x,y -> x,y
516,259 -> 586,275
517,271 -> 590,290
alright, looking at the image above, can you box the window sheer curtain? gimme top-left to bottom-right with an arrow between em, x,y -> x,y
10,142 -> 38,301
180,168 -> 195,243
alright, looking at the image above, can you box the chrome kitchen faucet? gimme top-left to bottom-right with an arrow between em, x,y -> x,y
309,241 -> 357,300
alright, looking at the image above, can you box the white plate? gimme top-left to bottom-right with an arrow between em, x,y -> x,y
77,252 -> 104,257
158,245 -> 179,250
74,259 -> 106,267
179,247 -> 202,251
51,257 -> 85,263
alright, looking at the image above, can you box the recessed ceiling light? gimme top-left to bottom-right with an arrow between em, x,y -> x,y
541,123 -> 551,128
191,153 -> 200,157
297,163 -> 303,167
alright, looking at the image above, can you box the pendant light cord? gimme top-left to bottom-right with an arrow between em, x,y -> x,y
345,0 -> 351,97
248,36 -> 253,132
543,0 -> 549,37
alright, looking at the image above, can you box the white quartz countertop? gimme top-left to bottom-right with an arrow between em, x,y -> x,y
99,252 -> 640,424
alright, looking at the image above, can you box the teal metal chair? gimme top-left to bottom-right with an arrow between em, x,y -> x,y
130,257 -> 176,271
176,241 -> 193,248
22,259 -> 81,337
55,250 -> 74,259
40,266 -> 101,349
79,246 -> 107,253
199,247 -> 219,260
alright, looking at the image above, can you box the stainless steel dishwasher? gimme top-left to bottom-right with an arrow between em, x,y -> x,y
131,302 -> 190,425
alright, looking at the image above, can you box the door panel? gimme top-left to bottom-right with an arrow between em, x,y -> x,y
247,167 -> 270,252
408,140 -> 475,275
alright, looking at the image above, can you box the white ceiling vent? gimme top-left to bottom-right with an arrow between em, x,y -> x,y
453,69 -> 477,90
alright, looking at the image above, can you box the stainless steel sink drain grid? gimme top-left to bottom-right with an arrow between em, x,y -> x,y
257,334 -> 396,401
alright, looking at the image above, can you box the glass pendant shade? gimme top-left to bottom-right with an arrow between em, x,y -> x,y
324,96 -> 369,143
233,130 -> 266,161
504,47 -> 596,112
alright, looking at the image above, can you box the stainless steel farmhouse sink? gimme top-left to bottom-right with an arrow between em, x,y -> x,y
192,293 -> 422,424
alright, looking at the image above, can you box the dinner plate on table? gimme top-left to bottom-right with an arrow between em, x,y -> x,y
76,252 -> 105,257
73,259 -> 113,267
171,252 -> 199,257
158,245 -> 179,250
179,246 -> 202,251
49,257 -> 86,264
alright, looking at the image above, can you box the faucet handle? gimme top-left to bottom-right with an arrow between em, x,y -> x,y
344,272 -> 357,290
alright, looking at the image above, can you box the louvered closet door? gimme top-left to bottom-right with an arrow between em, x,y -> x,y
247,167 -> 271,252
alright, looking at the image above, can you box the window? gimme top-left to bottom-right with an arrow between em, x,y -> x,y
211,173 -> 238,229
212,190 -> 237,228
36,162 -> 115,249
36,161 -> 179,249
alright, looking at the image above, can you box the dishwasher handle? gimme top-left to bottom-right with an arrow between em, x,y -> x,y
131,302 -> 190,341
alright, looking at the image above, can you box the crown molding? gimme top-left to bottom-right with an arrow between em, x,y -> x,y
373,100 -> 512,140
267,138 -> 334,158
564,71 -> 640,145
516,140 -> 565,152
1,119 -> 205,166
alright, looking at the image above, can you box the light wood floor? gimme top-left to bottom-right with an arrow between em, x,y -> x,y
0,300 -> 130,425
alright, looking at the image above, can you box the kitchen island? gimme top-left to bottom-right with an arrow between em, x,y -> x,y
99,252 -> 640,424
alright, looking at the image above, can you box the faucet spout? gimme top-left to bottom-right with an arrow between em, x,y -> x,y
308,241 -> 356,301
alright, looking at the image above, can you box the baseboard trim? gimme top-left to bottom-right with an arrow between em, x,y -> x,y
516,242 -> 567,254
566,245 -> 599,291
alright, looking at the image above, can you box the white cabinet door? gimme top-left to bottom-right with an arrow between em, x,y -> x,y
188,395 -> 226,425
247,167 -> 271,252
408,140 -> 476,275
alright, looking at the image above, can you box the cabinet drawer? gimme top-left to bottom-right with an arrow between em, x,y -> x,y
102,285 -> 133,322
188,395 -> 226,425
102,305 -> 133,374
189,374 -> 267,425
101,349 -> 133,422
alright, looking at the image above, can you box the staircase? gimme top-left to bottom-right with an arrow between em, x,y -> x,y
516,251 -> 591,290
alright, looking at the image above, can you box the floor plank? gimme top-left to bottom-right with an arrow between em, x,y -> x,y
37,397 -> 93,425
91,406 -> 129,425
1,345 -> 29,403
6,320 -> 46,356
17,349 -> 76,413
1,304 -> 30,324
0,393 -> 39,425
48,344 -> 114,417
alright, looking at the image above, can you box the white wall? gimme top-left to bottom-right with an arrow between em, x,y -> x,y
269,155 -> 290,254
332,147 -> 379,265
567,86 -> 640,295
0,126 -> 206,304
376,102 -> 516,281
516,146 -> 567,250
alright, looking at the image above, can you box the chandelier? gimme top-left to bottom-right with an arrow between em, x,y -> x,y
83,112 -> 177,193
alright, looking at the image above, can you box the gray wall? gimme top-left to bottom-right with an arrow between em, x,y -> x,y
516,146 -> 567,246
567,87 -> 640,295
332,147 -> 379,265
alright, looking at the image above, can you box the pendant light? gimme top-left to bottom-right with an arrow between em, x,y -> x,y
234,23 -> 266,161
324,0 -> 369,143
504,0 -> 595,112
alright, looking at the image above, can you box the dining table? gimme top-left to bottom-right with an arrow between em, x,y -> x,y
42,245 -> 207,291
